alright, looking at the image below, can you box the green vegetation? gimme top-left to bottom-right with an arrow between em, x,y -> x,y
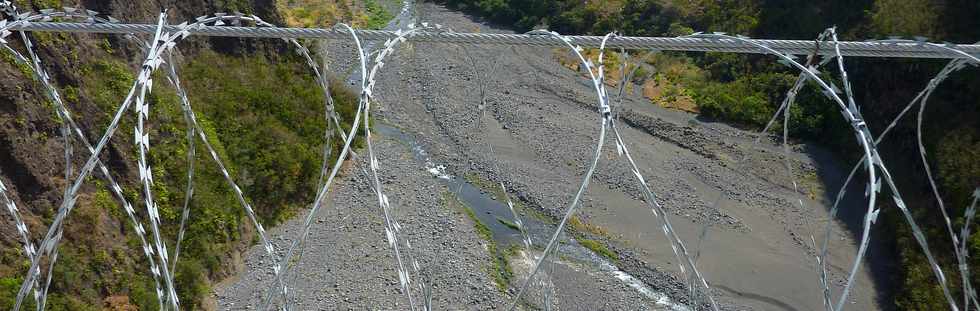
0,277 -> 35,310
277,0 -> 393,29
461,172 -> 559,227
463,173 -> 499,195
441,0 -> 980,308
567,216 -> 618,263
149,50 -> 358,308
363,0 -> 394,30
0,48 -> 34,78
1,46 -> 360,310
496,216 -> 520,231
568,216 -> 610,238
1,0 -> 376,308
499,244 -> 519,290
579,239 -> 618,263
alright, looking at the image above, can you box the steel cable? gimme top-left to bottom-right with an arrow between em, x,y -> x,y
4,21 -> 980,58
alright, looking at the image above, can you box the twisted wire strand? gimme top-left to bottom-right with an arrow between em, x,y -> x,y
11,18 -> 163,309
781,28 -> 852,311
613,49 -> 718,309
133,13 -> 182,309
684,31 -> 965,311
821,35 -> 878,311
497,44 -> 566,309
689,33 -> 880,311
151,14 -> 313,310
147,13 -> 346,310
786,28 -> 838,311
258,22 -> 392,311
4,7 -> 68,309
3,4 -> 980,311
776,32 -> 822,259
776,29 -> 846,311
7,11 -> 305,310
163,49 -> 195,286
4,20 -> 980,58
694,41 -> 830,302
454,44 -> 535,249
372,29 -> 443,306
0,175 -> 38,306
34,10 -> 76,311
456,42 -> 550,303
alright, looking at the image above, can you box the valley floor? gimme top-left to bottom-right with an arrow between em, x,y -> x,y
216,2 -> 889,310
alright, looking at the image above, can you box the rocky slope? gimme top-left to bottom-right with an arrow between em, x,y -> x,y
0,0 -> 330,309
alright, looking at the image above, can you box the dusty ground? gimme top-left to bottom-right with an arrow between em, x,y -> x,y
217,2 -> 889,310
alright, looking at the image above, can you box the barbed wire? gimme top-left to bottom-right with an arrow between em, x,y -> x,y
912,42 -> 980,311
3,20 -> 980,59
133,13 -> 182,309
2,4 -> 980,311
596,34 -> 721,311
0,8 -> 175,310
360,22 -> 457,311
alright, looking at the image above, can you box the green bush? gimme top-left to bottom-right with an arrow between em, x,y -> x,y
693,72 -> 794,127
364,0 -> 394,29
0,277 -> 36,310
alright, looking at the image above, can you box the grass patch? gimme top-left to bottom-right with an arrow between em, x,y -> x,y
277,0 -> 392,29
568,216 -> 610,238
0,48 -> 34,78
566,216 -> 619,264
579,239 -> 618,263
462,172 -> 500,197
363,0 -> 394,29
496,216 -> 520,231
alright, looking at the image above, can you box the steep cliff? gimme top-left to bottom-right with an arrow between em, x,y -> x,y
0,0 -> 358,309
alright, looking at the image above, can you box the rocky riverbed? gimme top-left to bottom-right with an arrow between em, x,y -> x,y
216,2 -> 889,310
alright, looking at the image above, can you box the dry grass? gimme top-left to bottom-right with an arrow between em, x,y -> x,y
568,216 -> 610,238
642,79 -> 699,113
277,0 -> 389,28
553,48 -> 705,113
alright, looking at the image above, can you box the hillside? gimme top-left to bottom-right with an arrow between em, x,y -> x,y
0,0 -> 977,310
0,0 -> 368,309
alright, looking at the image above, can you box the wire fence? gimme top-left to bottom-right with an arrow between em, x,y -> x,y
1,3 -> 979,311
4,21 -> 980,58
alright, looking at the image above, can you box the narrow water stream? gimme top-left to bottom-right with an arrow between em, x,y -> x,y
374,123 -> 689,310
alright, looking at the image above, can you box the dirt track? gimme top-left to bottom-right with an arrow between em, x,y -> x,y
216,2 -> 890,310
